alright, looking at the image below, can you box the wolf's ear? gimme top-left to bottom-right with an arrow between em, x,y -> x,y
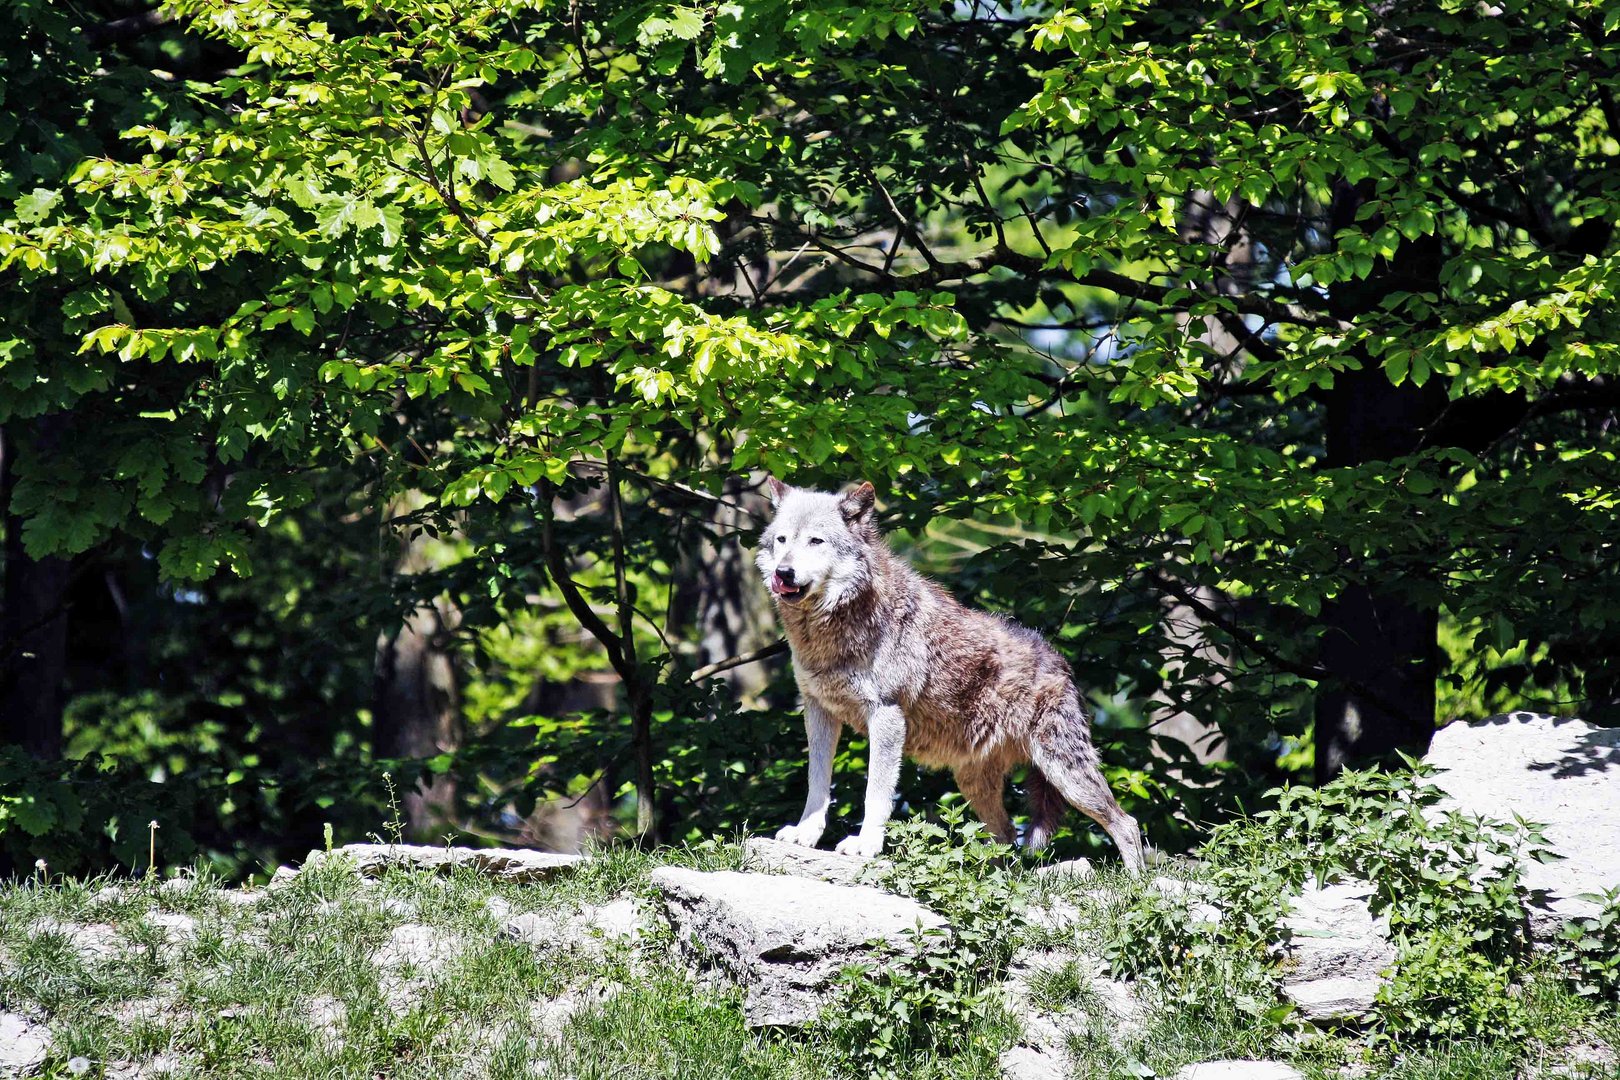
839,481 -> 876,525
766,476 -> 791,507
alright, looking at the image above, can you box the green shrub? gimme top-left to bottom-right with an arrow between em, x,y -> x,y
821,800 -> 1023,1077
1101,761 -> 1552,1045
1377,926 -> 1528,1040
0,747 -> 201,876
1555,887 -> 1620,1003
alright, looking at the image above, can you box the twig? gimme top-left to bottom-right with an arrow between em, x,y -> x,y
689,639 -> 789,682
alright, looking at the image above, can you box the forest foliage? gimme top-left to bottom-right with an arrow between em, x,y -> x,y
0,0 -> 1617,876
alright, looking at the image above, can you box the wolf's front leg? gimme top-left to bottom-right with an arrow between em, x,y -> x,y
836,703 -> 904,857
776,700 -> 841,847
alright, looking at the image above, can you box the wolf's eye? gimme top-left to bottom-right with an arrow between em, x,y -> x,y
776,535 -> 786,544
807,537 -> 825,545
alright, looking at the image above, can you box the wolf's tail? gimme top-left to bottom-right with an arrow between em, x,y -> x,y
1025,765 -> 1066,852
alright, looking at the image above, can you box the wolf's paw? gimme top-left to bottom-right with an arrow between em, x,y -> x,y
774,822 -> 824,847
834,832 -> 885,858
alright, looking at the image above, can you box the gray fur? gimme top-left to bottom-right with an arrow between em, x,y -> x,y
757,479 -> 1146,868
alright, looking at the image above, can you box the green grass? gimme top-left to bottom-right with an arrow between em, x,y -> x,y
1,841 -> 1615,1080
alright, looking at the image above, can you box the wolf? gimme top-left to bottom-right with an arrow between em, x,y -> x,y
756,478 -> 1146,869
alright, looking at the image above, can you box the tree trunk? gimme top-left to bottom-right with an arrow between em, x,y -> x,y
0,421 -> 70,759
1314,583 -> 1439,781
1314,366 -> 1444,781
1148,584 -> 1231,768
669,472 -> 773,700
373,511 -> 463,841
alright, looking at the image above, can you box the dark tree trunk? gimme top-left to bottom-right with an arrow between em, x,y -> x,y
1314,365 -> 1445,781
374,598 -> 462,839
0,421 -> 71,759
1309,179 -> 1450,781
373,511 -> 463,841
669,471 -> 773,698
1315,582 -> 1439,781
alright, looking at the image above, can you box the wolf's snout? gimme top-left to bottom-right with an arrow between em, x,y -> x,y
771,565 -> 807,601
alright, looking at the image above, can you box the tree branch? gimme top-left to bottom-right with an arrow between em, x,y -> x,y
689,639 -> 790,682
750,213 -> 1349,330
537,482 -> 626,678
85,7 -> 174,48
1144,569 -> 1412,719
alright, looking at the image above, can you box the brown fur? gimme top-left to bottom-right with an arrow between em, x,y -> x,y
759,479 -> 1146,867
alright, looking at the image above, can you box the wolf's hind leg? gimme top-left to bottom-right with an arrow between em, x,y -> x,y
1029,727 -> 1146,872
777,700 -> 841,848
953,762 -> 1015,846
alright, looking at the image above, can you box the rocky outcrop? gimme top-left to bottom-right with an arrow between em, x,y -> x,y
650,867 -> 945,1026
0,1013 -> 50,1077
741,837 -> 886,886
303,843 -> 582,883
1278,880 -> 1395,1022
1002,947 -> 1144,1064
503,898 -> 642,957
1424,712 -> 1620,939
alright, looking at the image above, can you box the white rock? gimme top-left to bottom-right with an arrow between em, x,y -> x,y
531,984 -> 622,1040
1034,858 -> 1096,881
1278,880 -> 1394,1022
503,898 -> 642,957
372,923 -> 458,1015
145,912 -> 198,941
106,1053 -> 185,1079
650,867 -> 945,1026
741,837 -> 887,886
0,1013 -> 50,1076
111,997 -> 176,1026
376,897 -> 416,920
1424,712 -> 1620,940
1025,899 -> 1083,934
86,885 -> 128,908
1000,1045 -> 1068,1080
1174,1062 -> 1304,1080
1001,948 -> 1144,1057
30,919 -> 124,962
305,844 -> 582,883
372,923 -> 455,974
306,996 -> 346,1041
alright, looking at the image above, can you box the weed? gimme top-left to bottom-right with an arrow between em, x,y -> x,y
822,799 -> 1023,1077
1557,888 -> 1620,1003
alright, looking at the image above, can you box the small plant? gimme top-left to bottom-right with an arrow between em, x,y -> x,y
380,772 -> 405,845
1555,888 -> 1620,1002
1377,926 -> 1528,1040
1101,883 -> 1205,981
821,800 -> 1024,1077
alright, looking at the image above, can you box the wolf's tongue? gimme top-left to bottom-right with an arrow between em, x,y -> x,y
771,578 -> 802,596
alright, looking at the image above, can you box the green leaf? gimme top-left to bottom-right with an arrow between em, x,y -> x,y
13,187 -> 61,223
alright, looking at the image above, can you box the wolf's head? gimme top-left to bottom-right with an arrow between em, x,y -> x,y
755,478 -> 879,609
